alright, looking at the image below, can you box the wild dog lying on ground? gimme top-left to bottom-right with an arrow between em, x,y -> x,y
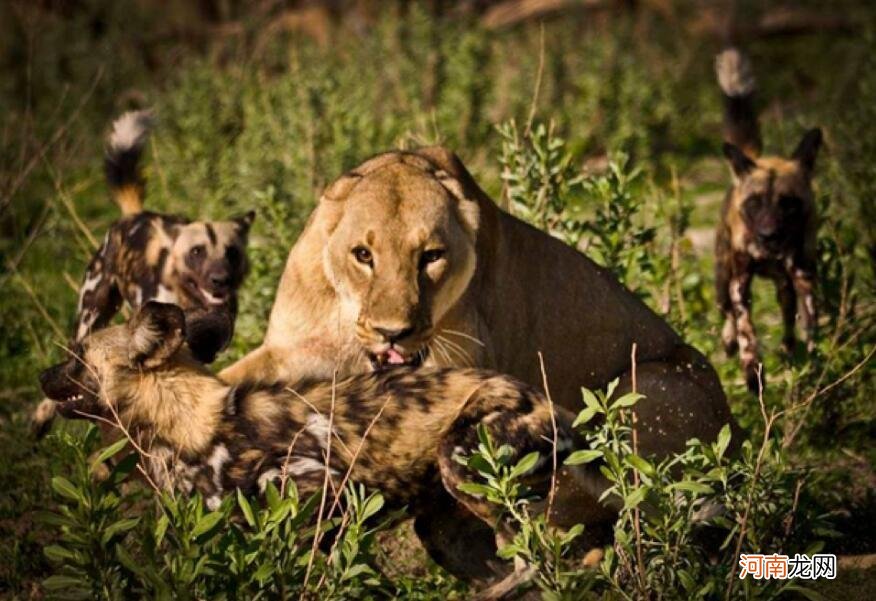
40,302 -> 595,598
715,48 -> 822,393
32,110 -> 254,435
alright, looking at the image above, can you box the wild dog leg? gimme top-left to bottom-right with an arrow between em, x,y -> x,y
715,228 -> 738,356
776,273 -> 798,355
74,242 -> 122,342
413,497 -> 505,584
434,386 -> 576,598
34,244 -> 121,437
790,264 -> 817,353
729,269 -> 761,393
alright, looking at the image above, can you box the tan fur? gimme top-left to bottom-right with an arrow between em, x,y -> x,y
114,185 -> 143,216
221,147 -> 729,434
219,147 -> 738,585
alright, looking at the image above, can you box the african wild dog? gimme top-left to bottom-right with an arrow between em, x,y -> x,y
715,48 -> 822,393
39,301 -> 599,596
33,110 -> 255,435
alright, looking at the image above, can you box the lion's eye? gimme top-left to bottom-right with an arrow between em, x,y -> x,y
352,246 -> 373,266
420,248 -> 446,269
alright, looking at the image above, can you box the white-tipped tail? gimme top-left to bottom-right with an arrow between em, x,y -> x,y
715,48 -> 755,97
108,110 -> 155,154
105,109 -> 155,215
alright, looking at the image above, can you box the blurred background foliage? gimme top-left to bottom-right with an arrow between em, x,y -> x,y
0,0 -> 874,597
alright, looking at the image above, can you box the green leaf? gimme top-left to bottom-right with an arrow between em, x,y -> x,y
33,511 -> 74,528
561,524 -> 585,545
43,545 -> 76,563
466,454 -> 495,476
107,453 -> 139,485
154,513 -> 169,546
51,477 -> 82,503
572,406 -> 598,428
668,481 -> 714,495
509,452 -> 540,479
612,392 -> 643,409
90,438 -> 129,473
476,423 -> 492,451
264,480 -> 281,510
565,449 -> 602,466
457,482 -> 492,498
715,424 -> 732,459
42,575 -> 87,590
116,544 -> 145,576
581,387 -> 600,411
253,563 -> 275,582
237,489 -> 256,527
625,454 -> 655,477
605,379 -> 619,400
360,493 -> 384,521
678,569 -> 695,592
192,511 -> 224,539
101,517 -> 140,545
622,486 -> 648,510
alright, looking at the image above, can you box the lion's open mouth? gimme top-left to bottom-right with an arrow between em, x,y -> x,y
368,347 -> 429,371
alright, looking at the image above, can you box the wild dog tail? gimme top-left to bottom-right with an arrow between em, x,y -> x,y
105,110 -> 155,215
715,48 -> 762,157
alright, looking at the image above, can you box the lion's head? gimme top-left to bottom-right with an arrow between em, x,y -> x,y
317,148 -> 481,370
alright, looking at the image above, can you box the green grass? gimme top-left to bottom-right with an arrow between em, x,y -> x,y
1,1 -> 874,598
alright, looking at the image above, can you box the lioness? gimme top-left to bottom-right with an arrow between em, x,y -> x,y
221,146 -> 739,581
223,147 -> 733,449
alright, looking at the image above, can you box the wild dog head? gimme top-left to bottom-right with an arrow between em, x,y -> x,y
40,302 -> 191,421
723,129 -> 822,257
171,212 -> 255,308
317,148 -> 480,371
169,212 -> 254,362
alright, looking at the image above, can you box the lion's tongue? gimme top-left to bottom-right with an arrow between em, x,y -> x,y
386,348 -> 406,365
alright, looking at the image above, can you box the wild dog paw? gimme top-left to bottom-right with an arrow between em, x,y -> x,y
744,365 -> 764,395
781,335 -> 797,357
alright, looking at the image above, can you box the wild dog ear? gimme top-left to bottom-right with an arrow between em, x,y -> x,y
723,142 -> 756,179
792,128 -> 822,175
233,210 -> 256,234
128,302 -> 186,368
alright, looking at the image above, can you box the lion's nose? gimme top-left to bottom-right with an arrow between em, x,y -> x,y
374,325 -> 415,343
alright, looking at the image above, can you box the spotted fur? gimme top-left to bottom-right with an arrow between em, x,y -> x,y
714,49 -> 821,393
33,111 -> 255,437
40,303 -> 586,592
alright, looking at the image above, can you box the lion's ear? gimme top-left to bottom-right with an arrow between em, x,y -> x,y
416,146 -> 481,236
414,146 -> 468,178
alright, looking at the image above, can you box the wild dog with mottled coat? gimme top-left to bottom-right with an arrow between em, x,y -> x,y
715,48 -> 822,393
40,302 -> 594,596
33,111 -> 254,435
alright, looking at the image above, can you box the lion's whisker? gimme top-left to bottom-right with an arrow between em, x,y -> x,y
441,328 -> 486,348
437,335 -> 474,366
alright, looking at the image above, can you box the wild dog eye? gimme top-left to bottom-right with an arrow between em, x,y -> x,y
352,246 -> 373,266
779,195 -> 800,213
225,246 -> 241,265
189,245 -> 205,258
419,248 -> 446,269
